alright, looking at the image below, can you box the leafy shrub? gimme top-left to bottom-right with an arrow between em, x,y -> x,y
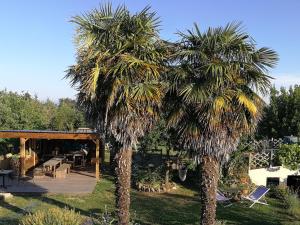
221,141 -> 250,186
284,191 -> 300,218
132,166 -> 174,192
216,220 -> 227,225
135,166 -> 164,184
90,208 -> 140,225
19,207 -> 84,225
90,209 -> 116,225
270,186 -> 300,219
268,185 -> 289,200
281,222 -> 300,225
132,165 -> 165,191
277,144 -> 300,170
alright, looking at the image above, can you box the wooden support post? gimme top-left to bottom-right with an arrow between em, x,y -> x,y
165,161 -> 170,190
28,139 -> 32,156
20,138 -> 26,177
248,152 -> 252,171
33,139 -> 36,166
95,139 -> 100,181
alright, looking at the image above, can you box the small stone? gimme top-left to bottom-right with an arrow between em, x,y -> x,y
0,193 -> 13,200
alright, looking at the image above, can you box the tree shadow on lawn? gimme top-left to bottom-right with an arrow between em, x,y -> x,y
132,191 -> 290,225
0,195 -> 39,225
217,199 -> 290,225
9,194 -> 94,218
0,199 -> 26,215
1,176 -> 116,224
131,191 -> 200,225
0,217 -> 19,225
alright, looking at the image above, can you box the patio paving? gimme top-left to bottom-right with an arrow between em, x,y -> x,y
0,170 -> 97,194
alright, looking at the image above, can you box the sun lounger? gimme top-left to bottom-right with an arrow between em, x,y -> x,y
242,186 -> 270,208
217,190 -> 232,207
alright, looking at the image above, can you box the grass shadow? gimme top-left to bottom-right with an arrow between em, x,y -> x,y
0,200 -> 26,215
131,191 -> 200,225
217,199 -> 289,225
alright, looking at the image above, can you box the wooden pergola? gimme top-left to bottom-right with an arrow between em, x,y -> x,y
0,130 -> 101,180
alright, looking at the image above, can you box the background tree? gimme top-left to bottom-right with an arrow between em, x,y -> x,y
257,85 -> 300,138
0,90 -> 87,154
66,4 -> 166,224
50,98 -> 86,131
0,90 -> 86,131
166,23 -> 278,225
0,90 -> 48,130
276,144 -> 300,170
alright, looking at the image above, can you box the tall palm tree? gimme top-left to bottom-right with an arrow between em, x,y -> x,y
166,23 -> 278,225
66,4 -> 166,224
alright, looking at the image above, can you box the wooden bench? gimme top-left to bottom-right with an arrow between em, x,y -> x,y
33,167 -> 45,179
54,163 -> 71,178
60,163 -> 71,174
55,167 -> 67,178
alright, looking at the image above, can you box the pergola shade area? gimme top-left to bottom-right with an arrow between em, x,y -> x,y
0,130 -> 101,180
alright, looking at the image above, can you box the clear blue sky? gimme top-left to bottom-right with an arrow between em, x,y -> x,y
0,0 -> 299,101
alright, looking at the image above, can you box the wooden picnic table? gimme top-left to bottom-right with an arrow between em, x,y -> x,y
0,170 -> 13,188
43,157 -> 64,178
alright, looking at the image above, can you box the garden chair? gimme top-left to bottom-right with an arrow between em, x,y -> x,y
216,190 -> 233,207
242,185 -> 270,208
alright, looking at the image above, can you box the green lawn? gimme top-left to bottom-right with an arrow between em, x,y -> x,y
0,176 -> 296,225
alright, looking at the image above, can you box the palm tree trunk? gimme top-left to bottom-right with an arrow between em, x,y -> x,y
199,155 -> 219,225
110,139 -> 119,174
98,133 -> 105,165
110,147 -> 116,174
115,146 -> 133,225
100,138 -> 106,164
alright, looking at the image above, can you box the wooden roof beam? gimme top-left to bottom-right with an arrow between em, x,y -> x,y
0,131 -> 99,140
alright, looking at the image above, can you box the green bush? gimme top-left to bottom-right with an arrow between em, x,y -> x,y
284,191 -> 300,218
269,186 -> 300,219
19,207 -> 84,225
90,208 -> 140,225
282,222 -> 300,225
268,185 -> 289,200
137,167 -> 164,184
277,144 -> 300,170
221,141 -> 250,186
132,165 -> 164,187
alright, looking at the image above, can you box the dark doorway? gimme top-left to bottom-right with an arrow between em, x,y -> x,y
287,175 -> 300,195
266,177 -> 280,187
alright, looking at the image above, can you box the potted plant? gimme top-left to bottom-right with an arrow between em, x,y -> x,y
239,183 -> 250,195
9,154 -> 20,177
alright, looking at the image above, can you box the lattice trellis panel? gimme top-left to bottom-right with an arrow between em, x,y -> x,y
250,151 -> 272,169
247,139 -> 283,152
247,139 -> 283,169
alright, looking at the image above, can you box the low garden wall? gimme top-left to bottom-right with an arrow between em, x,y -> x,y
25,155 -> 37,171
0,157 -> 10,169
0,154 -> 37,172
249,166 -> 299,186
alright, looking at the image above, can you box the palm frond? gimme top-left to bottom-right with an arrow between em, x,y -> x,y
166,22 -> 278,159
67,3 -> 167,148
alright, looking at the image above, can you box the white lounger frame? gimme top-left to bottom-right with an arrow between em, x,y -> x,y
242,187 -> 270,208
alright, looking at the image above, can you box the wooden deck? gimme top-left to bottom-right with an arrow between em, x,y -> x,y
0,170 -> 97,194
